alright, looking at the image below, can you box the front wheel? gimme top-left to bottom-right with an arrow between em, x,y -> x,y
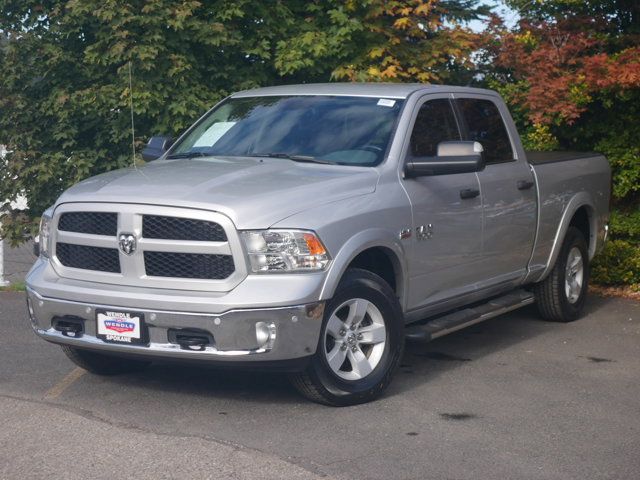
289,268 -> 404,406
534,226 -> 590,322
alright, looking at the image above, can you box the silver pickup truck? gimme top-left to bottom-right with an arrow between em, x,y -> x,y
26,84 -> 610,405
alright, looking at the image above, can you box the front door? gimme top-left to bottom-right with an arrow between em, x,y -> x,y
402,96 -> 484,311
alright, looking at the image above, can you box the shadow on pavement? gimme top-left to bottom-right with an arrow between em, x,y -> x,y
101,294 -> 614,404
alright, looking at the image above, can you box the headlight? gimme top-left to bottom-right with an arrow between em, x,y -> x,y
37,211 -> 53,258
241,230 -> 330,273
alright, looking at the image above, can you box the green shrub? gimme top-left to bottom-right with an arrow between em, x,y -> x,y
591,239 -> 640,288
610,208 -> 640,239
595,134 -> 640,202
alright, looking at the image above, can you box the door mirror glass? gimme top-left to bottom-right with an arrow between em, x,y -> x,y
141,136 -> 174,161
405,141 -> 485,177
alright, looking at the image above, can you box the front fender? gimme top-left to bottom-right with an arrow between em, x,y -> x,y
319,228 -> 408,308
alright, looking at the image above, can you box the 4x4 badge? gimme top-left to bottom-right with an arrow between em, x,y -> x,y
118,233 -> 137,255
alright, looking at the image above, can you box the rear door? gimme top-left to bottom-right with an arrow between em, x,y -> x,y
402,95 -> 484,310
453,95 -> 537,286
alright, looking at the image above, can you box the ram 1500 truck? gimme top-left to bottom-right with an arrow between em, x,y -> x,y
26,84 -> 611,406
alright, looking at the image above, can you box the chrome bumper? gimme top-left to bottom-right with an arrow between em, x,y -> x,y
26,288 -> 324,363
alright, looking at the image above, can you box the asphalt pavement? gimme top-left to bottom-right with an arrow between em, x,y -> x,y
1,240 -> 33,285
1,291 -> 639,480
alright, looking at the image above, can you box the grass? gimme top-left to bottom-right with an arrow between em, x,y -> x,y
0,280 -> 26,292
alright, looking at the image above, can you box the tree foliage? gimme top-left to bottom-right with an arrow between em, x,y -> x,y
0,0 -> 486,244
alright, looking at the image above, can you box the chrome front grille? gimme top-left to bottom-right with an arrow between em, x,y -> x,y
51,203 -> 247,292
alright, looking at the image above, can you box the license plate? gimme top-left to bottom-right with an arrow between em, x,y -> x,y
96,309 -> 145,345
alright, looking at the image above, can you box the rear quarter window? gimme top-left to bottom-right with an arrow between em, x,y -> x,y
456,99 -> 514,164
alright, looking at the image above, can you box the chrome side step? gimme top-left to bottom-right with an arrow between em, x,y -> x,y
405,289 -> 535,343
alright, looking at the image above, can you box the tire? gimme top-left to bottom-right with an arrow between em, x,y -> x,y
61,346 -> 151,375
289,268 -> 404,406
534,226 -> 590,322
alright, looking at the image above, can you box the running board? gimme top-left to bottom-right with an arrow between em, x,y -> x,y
405,289 -> 535,343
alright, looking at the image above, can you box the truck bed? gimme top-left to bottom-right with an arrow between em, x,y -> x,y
525,151 -> 610,282
526,151 -> 602,165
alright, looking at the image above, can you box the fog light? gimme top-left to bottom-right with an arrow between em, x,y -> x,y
255,321 -> 276,349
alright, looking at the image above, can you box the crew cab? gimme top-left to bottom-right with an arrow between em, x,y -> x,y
26,84 -> 611,405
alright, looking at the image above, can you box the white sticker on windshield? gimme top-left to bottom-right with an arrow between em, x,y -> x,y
377,98 -> 396,107
193,121 -> 236,148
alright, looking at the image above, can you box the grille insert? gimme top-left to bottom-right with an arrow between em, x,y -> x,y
58,212 -> 117,236
144,251 -> 234,279
56,243 -> 121,273
143,215 -> 227,242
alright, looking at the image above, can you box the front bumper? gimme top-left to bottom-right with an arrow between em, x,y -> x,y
26,287 -> 324,364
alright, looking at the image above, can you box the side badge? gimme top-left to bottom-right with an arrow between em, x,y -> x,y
416,224 -> 434,240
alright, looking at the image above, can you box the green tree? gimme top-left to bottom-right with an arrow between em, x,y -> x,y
1,0 -> 487,244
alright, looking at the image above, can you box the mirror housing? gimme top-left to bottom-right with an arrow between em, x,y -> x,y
405,141 -> 485,178
141,136 -> 174,161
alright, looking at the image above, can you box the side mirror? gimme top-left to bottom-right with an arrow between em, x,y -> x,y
405,141 -> 485,178
141,136 -> 174,161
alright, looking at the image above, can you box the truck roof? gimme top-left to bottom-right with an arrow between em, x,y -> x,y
231,83 -> 498,99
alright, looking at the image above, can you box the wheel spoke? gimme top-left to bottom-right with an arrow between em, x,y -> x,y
571,255 -> 582,271
358,324 -> 386,344
326,314 -> 347,339
346,299 -> 368,327
570,258 -> 582,275
573,257 -> 582,273
569,282 -> 577,299
572,277 -> 582,294
347,348 -> 373,378
326,344 -> 347,372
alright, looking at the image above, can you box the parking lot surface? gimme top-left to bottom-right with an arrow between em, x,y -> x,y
1,291 -> 639,480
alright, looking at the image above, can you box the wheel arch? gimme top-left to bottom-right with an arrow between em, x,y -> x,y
539,193 -> 597,282
320,229 -> 407,310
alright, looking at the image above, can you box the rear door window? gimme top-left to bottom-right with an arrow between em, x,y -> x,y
456,99 -> 514,164
409,99 -> 461,158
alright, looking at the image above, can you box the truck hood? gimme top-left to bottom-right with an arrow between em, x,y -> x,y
56,157 -> 379,229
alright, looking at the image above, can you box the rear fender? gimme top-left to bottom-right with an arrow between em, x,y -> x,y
538,192 -> 597,281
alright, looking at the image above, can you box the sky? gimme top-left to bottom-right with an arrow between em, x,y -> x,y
468,0 -> 520,32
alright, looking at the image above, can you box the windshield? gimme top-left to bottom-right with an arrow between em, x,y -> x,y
168,95 -> 404,166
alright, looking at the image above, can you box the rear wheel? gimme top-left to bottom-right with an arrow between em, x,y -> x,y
289,268 -> 404,406
534,226 -> 589,322
61,346 -> 151,375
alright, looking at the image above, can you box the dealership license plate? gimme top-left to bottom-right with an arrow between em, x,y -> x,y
96,309 -> 145,345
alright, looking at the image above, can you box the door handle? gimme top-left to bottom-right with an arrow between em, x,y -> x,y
517,180 -> 535,190
459,188 -> 480,199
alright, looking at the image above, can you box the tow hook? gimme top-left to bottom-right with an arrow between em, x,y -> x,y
168,329 -> 214,351
52,316 -> 85,338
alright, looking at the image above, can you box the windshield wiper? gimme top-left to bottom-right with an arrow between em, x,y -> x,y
166,151 -> 209,159
247,153 -> 334,164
